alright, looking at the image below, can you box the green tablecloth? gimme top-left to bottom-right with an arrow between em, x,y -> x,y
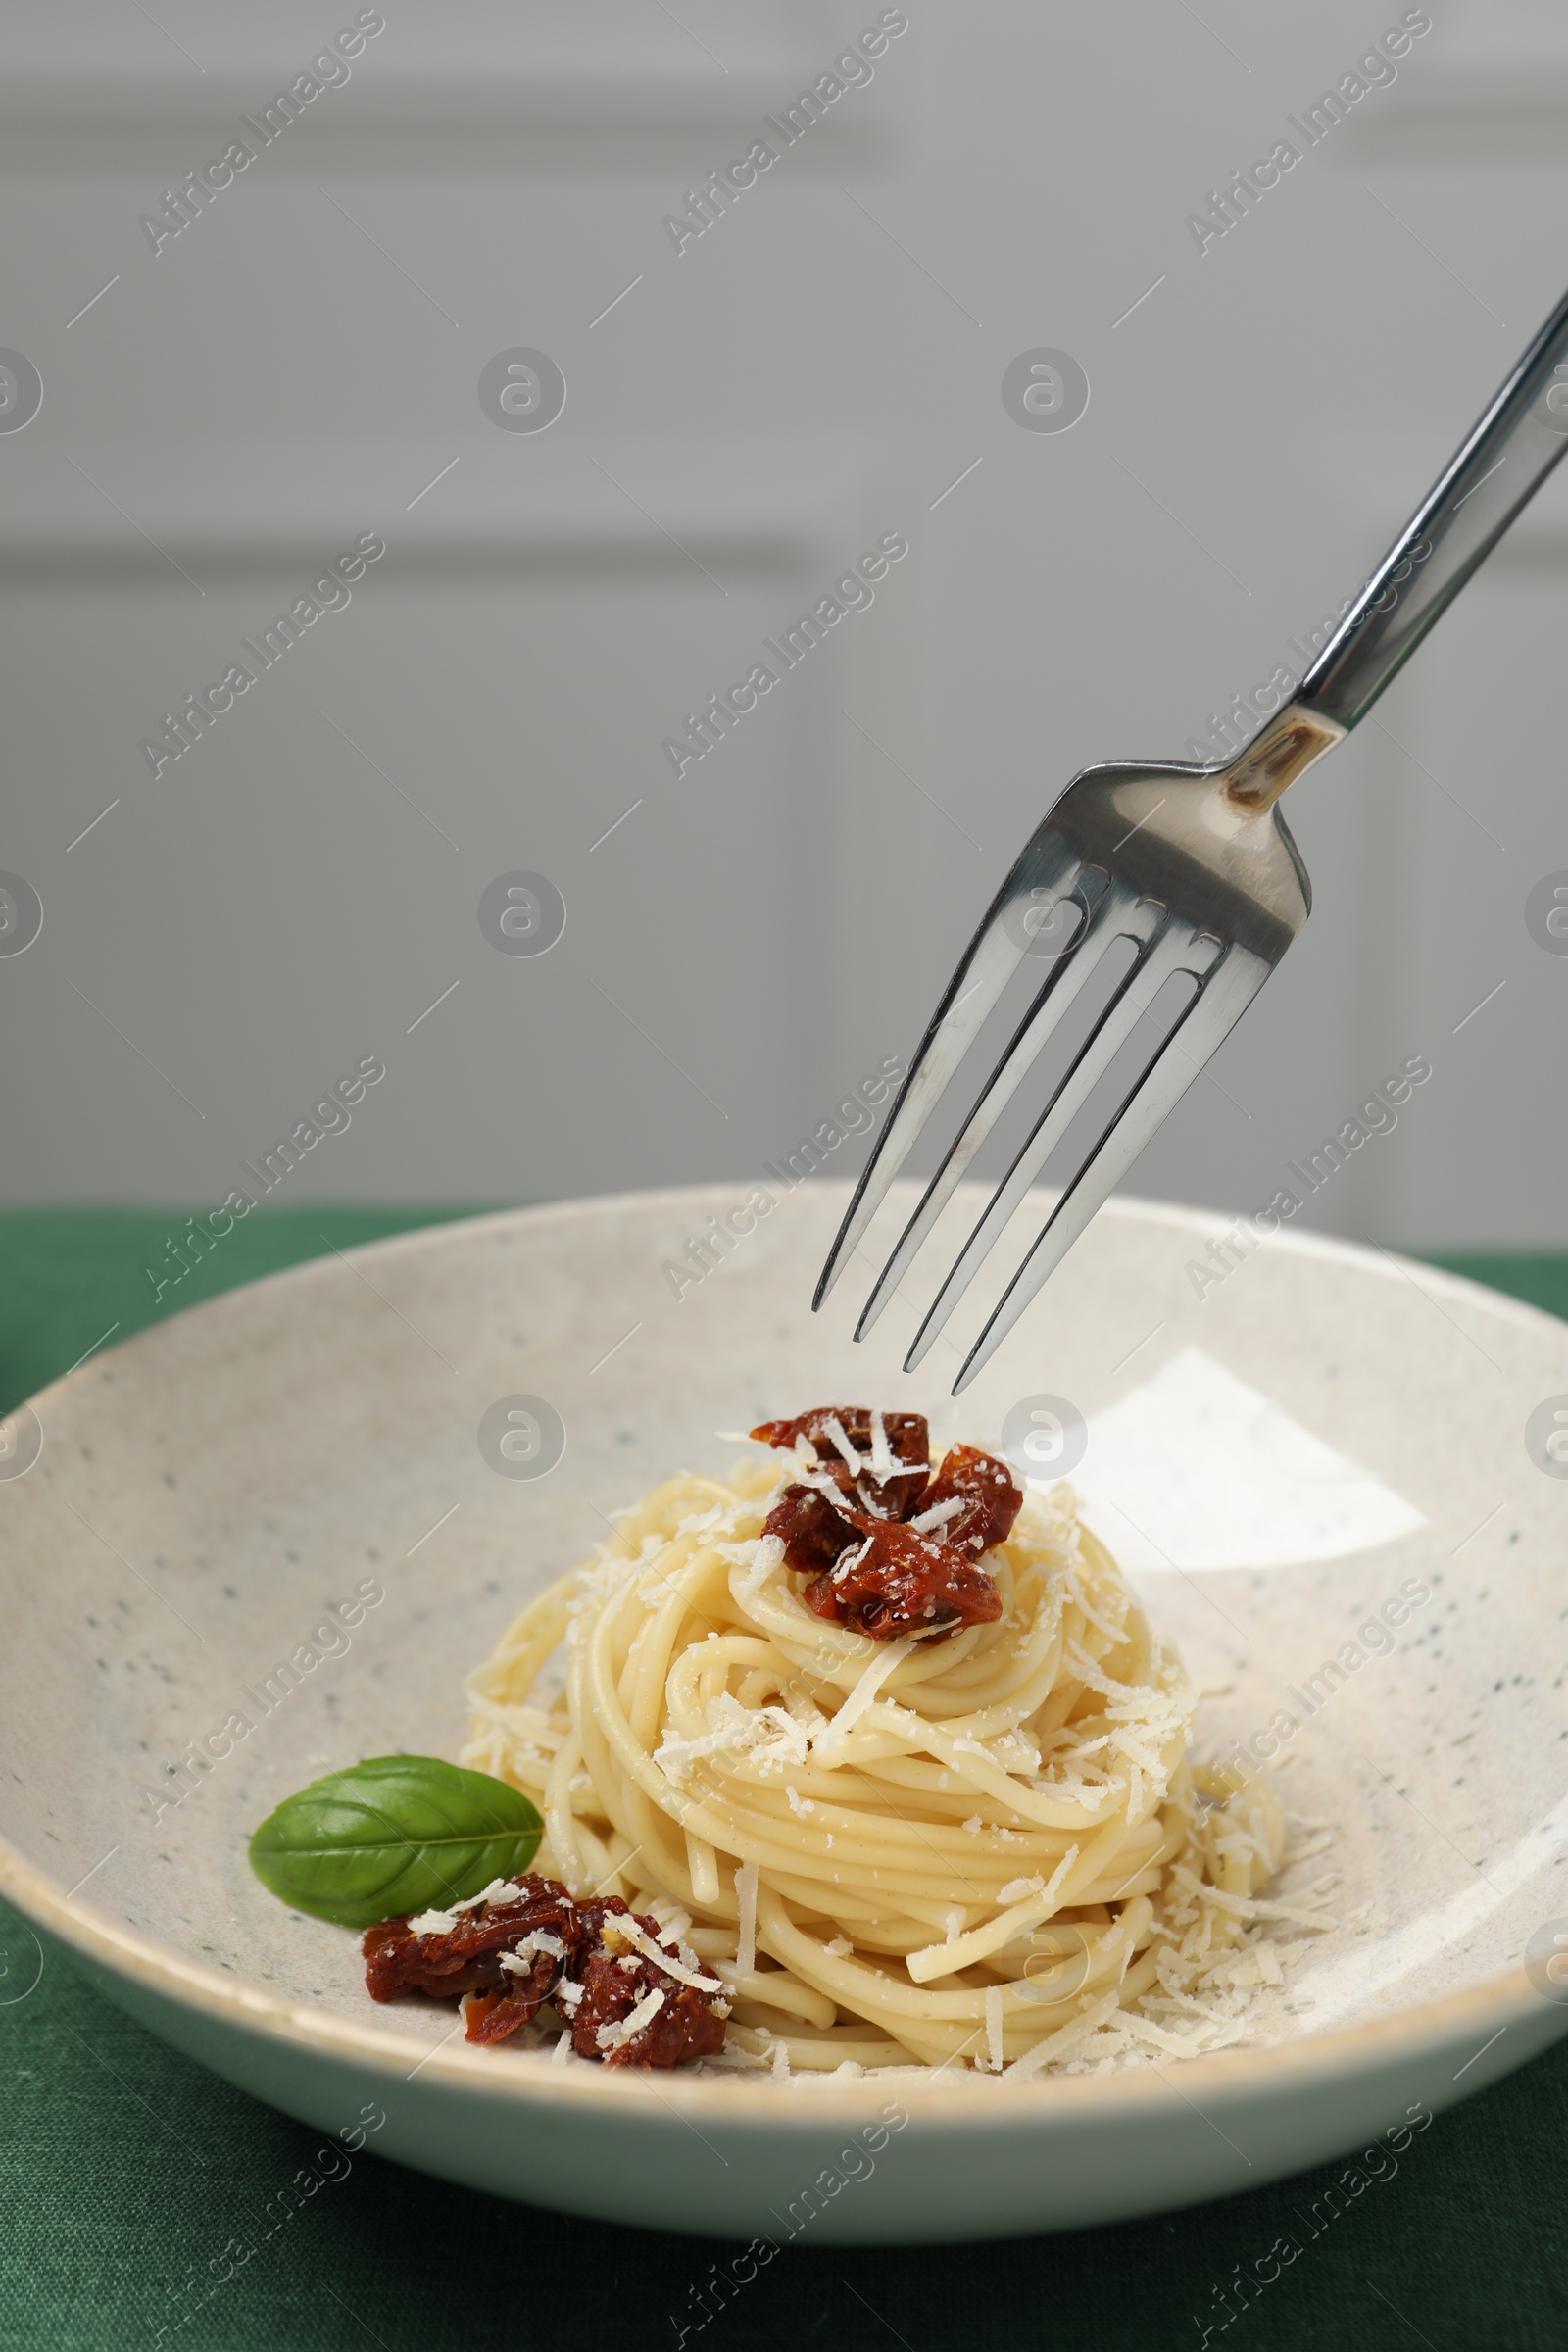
1,1210 -> 1563,2352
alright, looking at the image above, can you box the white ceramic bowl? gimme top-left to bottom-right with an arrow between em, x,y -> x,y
3,1182 -> 1566,2243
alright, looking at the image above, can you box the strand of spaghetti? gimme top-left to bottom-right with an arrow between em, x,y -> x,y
810,1639 -> 916,1760
755,1884 -> 1111,2034
748,1590 -> 988,1692
734,1861 -> 759,1976
542,1727 -> 588,1889
850,1701 -> 1140,1831
662,1819 -> 1055,1908
730,2029 -> 917,2073
662,1631 -> 790,1743
900,1801 -> 1152,1980
616,1775 -> 691,1899
758,1875 -> 961,1940
904,1574 -> 1067,1708
685,1828 -> 720,1907
717,1967 -> 837,2028
623,1568 -> 696,1750
923,1625 -> 1070,1737
723,1801 -> 1075,1908
464,1583 -> 572,1698
988,1895 -> 1154,2002
905,1844 -> 1081,1983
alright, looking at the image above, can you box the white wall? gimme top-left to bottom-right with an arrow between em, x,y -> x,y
2,0 -> 1564,1250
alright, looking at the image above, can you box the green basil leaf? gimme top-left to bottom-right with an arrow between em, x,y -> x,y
248,1754 -> 542,1929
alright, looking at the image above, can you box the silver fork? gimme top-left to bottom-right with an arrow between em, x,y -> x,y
816,280 -> 1568,1393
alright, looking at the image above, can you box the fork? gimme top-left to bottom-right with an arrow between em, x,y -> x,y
816,279 -> 1568,1393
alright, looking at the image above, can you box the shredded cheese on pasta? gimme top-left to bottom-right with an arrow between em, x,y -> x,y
462,1458 -> 1314,2075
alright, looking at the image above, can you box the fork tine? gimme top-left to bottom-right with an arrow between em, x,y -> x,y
903,919 -> 1225,1372
811,821 -> 1097,1310
853,881 -> 1164,1341
950,944 -> 1271,1394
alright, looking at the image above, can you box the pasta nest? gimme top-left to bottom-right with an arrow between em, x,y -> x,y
463,1458 -> 1322,2076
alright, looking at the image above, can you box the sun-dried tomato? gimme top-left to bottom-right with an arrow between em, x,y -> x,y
361,1872 -> 728,2066
920,1445 -> 1023,1558
756,1408 -> 1020,1640
462,1954 -> 560,2046
804,1517 -> 1004,1638
751,1406 -> 930,1518
363,1873 -> 583,2005
762,1482 -> 858,1574
570,1945 -> 727,2070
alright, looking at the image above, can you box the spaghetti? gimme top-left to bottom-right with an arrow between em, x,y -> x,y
462,1424 -> 1327,2075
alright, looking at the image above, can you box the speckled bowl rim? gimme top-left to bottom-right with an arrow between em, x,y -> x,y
0,1188 -> 1561,2126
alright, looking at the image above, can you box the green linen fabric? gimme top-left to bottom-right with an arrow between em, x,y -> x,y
0,1210 -> 1562,2351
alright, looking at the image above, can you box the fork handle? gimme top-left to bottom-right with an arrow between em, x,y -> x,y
1296,280 -> 1568,733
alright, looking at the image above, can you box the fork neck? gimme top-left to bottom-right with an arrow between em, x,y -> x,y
1221,705 -> 1346,813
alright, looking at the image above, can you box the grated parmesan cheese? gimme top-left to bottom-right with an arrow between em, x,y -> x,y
598,1985 -> 665,2051
1121,2012 -> 1204,2059
1005,1990 -> 1122,2081
674,1504 -> 726,1540
497,1931 -> 565,1974
655,1690 -> 809,1782
609,1913 -> 726,1994
408,1909 -> 462,1937
819,1414 -> 862,1475
407,1875 -> 531,1938
908,1494 -> 966,1535
811,1641 -> 914,1761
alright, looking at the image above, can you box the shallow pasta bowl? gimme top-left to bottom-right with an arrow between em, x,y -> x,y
1,1183 -> 1566,2244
